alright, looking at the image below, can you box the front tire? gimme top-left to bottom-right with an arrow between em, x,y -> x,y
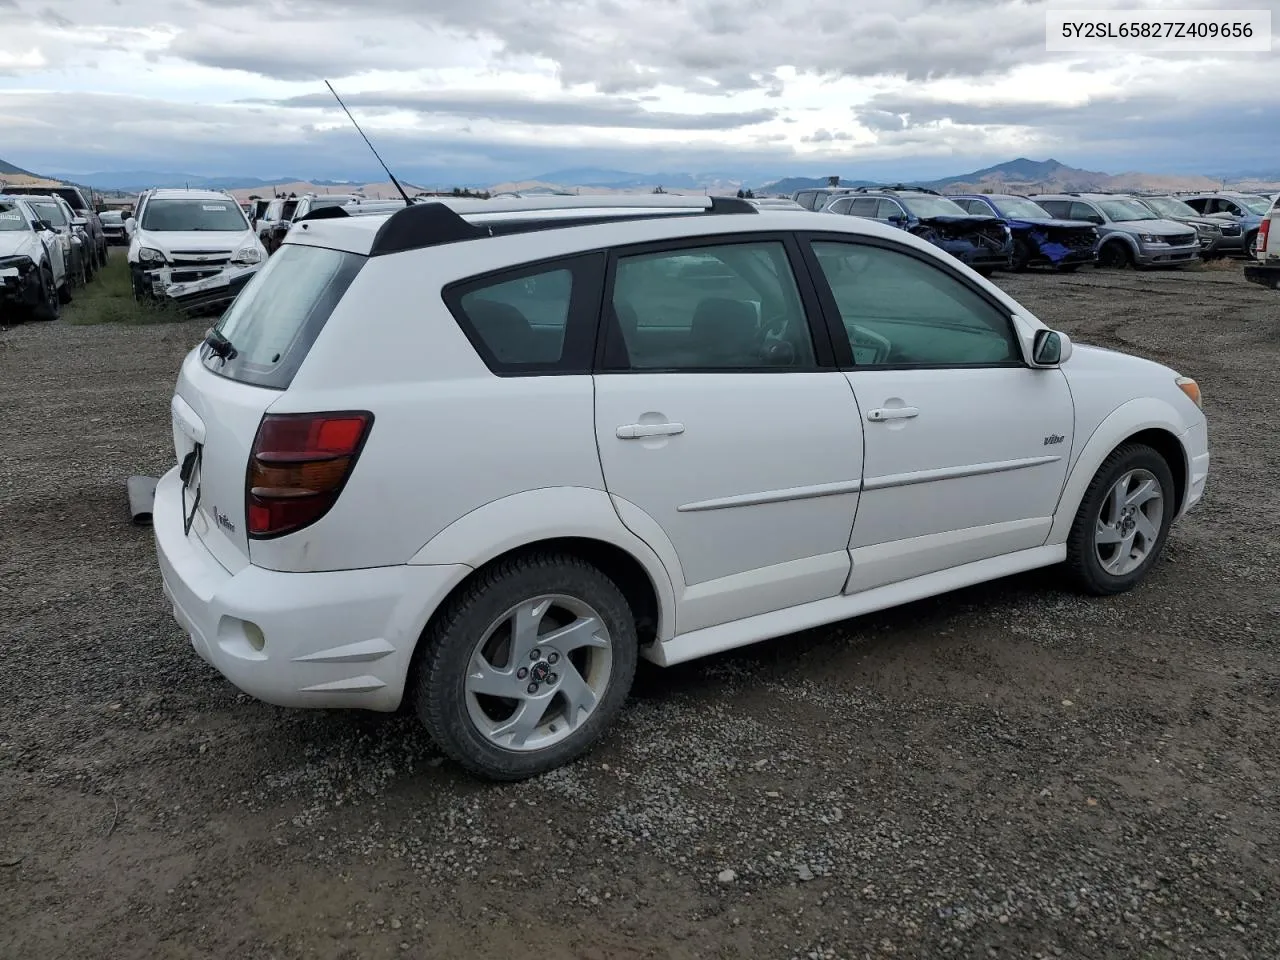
414,552 -> 639,781
1097,241 -> 1132,269
31,264 -> 60,321
1010,238 -> 1032,272
1245,231 -> 1258,260
1065,443 -> 1176,596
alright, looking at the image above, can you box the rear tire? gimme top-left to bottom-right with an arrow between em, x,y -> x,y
1065,443 -> 1176,596
1245,231 -> 1258,259
413,552 -> 639,781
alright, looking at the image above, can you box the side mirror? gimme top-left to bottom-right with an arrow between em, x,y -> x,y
71,216 -> 88,228
124,217 -> 137,233
1031,329 -> 1072,367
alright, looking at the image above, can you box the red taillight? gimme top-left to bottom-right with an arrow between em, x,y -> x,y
246,411 -> 373,538
1259,218 -> 1270,255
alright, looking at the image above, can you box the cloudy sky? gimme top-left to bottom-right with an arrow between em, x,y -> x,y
0,0 -> 1277,185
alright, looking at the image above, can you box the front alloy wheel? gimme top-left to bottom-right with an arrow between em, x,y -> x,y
414,553 -> 638,780
1066,443 -> 1176,595
1093,468 -> 1164,577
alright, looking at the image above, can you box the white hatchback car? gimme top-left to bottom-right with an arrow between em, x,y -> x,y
153,195 -> 1210,780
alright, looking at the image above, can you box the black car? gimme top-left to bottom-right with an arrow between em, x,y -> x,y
949,194 -> 1099,272
822,186 -> 1014,275
99,210 -> 129,246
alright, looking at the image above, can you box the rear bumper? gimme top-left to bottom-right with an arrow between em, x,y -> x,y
152,467 -> 468,711
1244,263 -> 1280,290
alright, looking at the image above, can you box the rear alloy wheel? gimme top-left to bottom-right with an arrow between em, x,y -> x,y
31,265 -> 60,321
1097,241 -> 1132,269
1245,231 -> 1258,259
1065,443 -> 1176,595
414,553 -> 638,781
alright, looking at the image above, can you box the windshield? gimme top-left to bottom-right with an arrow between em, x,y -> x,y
30,201 -> 68,227
900,195 -> 971,218
1142,196 -> 1198,219
1096,198 -> 1157,222
0,200 -> 31,231
992,196 -> 1053,219
139,198 -> 249,232
1237,196 -> 1272,215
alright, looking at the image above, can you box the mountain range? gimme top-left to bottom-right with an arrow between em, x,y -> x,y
5,157 -> 1279,199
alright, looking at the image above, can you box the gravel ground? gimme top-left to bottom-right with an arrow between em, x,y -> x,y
2,264 -> 1277,960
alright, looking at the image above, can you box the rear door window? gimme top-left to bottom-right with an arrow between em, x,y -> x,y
204,243 -> 366,389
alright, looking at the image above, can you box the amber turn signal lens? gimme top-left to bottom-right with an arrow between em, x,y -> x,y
1176,376 -> 1202,409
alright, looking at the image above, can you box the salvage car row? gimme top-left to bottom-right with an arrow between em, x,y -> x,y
787,185 -> 1275,275
0,184 -> 113,323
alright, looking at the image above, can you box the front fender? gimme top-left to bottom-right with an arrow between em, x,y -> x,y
1047,396 -> 1192,544
408,486 -> 679,642
1100,231 -> 1140,256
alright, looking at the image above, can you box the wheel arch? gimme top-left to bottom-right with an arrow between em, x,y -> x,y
407,486 -> 678,647
1098,233 -> 1138,262
1048,398 -> 1192,545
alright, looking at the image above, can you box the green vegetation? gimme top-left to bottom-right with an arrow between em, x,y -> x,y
64,253 -> 184,325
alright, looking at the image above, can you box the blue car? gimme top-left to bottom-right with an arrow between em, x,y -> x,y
1180,192 -> 1271,258
949,194 -> 1099,272
822,187 -> 1013,275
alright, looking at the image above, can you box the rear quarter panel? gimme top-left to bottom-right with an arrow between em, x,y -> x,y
249,249 -> 606,574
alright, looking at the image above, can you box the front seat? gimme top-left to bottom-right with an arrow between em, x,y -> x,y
688,297 -> 759,367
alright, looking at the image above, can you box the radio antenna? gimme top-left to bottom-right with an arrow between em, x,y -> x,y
324,79 -> 412,207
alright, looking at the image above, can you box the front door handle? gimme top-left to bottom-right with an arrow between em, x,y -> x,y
866,406 -> 919,422
617,422 -> 685,439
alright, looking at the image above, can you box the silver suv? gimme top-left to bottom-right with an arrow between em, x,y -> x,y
1029,193 -> 1200,268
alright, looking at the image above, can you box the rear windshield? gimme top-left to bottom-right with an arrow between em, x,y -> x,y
203,243 -> 365,389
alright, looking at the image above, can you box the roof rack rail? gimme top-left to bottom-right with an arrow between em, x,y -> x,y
852,183 -> 941,196
367,195 -> 757,257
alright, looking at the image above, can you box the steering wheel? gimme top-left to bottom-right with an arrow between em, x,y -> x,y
846,323 -> 893,365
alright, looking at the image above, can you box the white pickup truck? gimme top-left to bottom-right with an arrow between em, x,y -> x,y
1244,196 -> 1279,290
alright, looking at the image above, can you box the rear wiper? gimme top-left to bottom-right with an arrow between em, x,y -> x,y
204,327 -> 238,360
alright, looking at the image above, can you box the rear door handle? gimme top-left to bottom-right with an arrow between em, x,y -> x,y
866,406 -> 919,422
617,422 -> 685,439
